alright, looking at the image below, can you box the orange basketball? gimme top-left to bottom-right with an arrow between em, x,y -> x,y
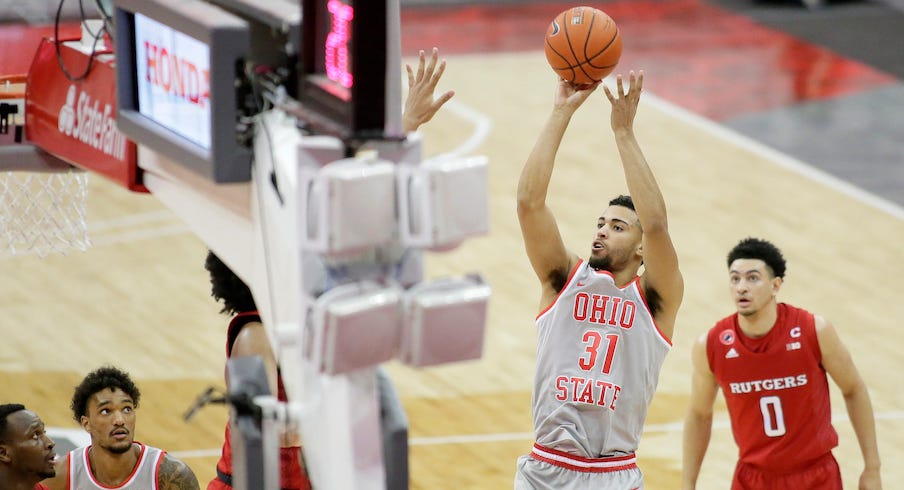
544,6 -> 622,85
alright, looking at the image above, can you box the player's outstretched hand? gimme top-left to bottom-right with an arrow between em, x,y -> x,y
553,79 -> 599,116
603,70 -> 644,133
403,47 -> 455,132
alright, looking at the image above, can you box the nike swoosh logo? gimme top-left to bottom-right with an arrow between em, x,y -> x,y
576,282 -> 586,286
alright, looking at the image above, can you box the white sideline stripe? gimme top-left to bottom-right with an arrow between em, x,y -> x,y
167,411 -> 904,459
170,448 -> 223,459
410,431 -> 533,446
436,99 -> 493,158
88,210 -> 180,232
83,86 -> 904,248
89,223 -> 192,247
0,223 -> 192,259
14,87 -> 901,251
643,92 -> 904,222
82,99 -> 489,247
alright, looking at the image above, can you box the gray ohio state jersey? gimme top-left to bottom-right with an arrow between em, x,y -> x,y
531,260 -> 671,457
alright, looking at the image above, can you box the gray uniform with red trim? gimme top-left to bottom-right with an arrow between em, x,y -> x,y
68,442 -> 164,489
514,260 -> 671,489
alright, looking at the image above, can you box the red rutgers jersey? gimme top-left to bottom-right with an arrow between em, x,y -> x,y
213,312 -> 311,490
707,303 -> 838,472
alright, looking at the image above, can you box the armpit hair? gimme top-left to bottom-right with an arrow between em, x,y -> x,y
548,267 -> 570,294
643,285 -> 663,317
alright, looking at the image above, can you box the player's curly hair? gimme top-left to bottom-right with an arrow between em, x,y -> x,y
204,250 -> 257,315
70,366 -> 141,423
0,403 -> 27,442
727,237 -> 786,278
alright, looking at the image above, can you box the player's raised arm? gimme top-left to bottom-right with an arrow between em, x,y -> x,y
517,81 -> 598,307
603,71 -> 683,334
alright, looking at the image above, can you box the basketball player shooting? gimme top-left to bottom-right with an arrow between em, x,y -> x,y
514,71 -> 684,489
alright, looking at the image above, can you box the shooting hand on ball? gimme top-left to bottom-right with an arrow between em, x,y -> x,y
554,79 -> 599,116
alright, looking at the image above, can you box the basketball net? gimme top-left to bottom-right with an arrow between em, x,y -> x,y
0,169 -> 91,257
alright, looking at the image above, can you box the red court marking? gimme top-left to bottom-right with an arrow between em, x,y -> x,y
401,0 -> 896,121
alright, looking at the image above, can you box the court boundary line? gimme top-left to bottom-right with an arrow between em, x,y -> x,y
165,410 -> 904,458
435,99 -> 493,159
162,90 -> 904,459
0,98 -> 491,256
33,79 -> 904,460
87,209 -> 181,231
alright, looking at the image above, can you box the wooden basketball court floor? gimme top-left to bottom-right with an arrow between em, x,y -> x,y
3,49 -> 903,490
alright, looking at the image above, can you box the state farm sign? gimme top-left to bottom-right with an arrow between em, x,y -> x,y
24,37 -> 143,191
58,85 -> 127,161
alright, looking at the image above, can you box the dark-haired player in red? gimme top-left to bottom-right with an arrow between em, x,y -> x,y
682,237 -> 882,490
204,250 -> 311,490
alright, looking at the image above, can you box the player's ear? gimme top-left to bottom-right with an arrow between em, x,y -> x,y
80,415 -> 90,432
0,443 -> 11,463
771,276 -> 783,295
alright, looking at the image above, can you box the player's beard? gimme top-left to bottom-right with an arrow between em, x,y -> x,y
104,440 -> 133,455
588,256 -> 613,272
38,468 -> 57,479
